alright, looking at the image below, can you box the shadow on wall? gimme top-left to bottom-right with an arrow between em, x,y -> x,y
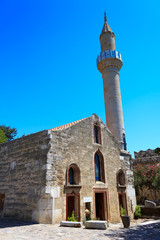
104,221 -> 160,240
0,219 -> 38,229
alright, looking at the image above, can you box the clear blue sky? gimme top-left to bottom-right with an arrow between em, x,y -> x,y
0,0 -> 160,156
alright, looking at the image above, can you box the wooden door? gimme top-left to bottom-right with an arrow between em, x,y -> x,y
67,196 -> 75,218
95,193 -> 105,220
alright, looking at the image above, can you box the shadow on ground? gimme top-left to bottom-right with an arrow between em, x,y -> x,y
104,222 -> 160,240
0,218 -> 37,228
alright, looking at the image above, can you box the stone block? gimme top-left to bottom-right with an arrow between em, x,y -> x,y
145,200 -> 156,207
85,220 -> 107,230
60,221 -> 82,228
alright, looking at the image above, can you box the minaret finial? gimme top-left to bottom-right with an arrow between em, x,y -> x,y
104,11 -> 107,22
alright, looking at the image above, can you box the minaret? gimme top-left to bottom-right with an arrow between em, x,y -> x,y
97,13 -> 127,150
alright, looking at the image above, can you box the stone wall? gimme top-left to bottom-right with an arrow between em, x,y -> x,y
136,188 -> 160,205
0,130 -> 50,222
134,149 -> 160,164
141,206 -> 160,218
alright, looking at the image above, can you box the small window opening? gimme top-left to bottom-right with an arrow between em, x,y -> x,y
94,123 -> 101,144
123,133 -> 127,150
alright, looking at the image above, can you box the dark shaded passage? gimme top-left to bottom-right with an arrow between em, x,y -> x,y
104,222 -> 160,240
0,218 -> 37,229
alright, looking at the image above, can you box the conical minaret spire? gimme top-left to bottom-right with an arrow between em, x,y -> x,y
97,14 -> 127,150
104,11 -> 107,22
100,13 -> 115,52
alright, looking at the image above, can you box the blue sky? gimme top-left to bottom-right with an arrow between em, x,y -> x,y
0,0 -> 160,156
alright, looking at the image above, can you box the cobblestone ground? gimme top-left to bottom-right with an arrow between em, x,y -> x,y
0,219 -> 160,240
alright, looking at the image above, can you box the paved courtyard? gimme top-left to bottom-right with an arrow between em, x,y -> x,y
0,219 -> 160,240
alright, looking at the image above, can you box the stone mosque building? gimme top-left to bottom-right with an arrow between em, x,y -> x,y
0,14 -> 136,224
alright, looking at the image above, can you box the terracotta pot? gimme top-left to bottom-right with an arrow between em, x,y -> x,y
121,215 -> 130,228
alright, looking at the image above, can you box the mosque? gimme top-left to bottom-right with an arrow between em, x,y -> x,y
0,14 -> 136,223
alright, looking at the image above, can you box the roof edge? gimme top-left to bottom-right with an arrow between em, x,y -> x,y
50,117 -> 89,131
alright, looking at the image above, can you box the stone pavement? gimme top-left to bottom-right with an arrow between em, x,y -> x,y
0,219 -> 160,240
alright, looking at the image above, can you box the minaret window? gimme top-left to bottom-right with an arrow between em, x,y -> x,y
95,151 -> 105,182
123,133 -> 127,151
94,123 -> 101,144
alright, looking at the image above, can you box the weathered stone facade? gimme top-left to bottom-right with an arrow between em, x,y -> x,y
0,114 -> 136,223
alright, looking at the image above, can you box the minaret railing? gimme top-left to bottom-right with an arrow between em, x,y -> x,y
96,50 -> 122,65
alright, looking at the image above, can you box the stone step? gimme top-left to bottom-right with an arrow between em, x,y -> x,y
60,221 -> 82,228
85,220 -> 108,230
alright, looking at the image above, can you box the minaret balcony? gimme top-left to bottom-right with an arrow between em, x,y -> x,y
96,50 -> 122,65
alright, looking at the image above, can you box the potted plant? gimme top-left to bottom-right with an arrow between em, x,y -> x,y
67,210 -> 78,222
134,205 -> 141,219
120,207 -> 130,228
60,210 -> 82,228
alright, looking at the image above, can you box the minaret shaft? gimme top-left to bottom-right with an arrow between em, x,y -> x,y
102,69 -> 125,147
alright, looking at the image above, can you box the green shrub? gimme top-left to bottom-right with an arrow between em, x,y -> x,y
134,205 -> 141,218
120,206 -> 126,216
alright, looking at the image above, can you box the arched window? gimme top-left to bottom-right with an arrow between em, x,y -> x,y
68,164 -> 80,185
117,170 -> 125,186
95,154 -> 100,181
94,151 -> 105,182
94,123 -> 101,144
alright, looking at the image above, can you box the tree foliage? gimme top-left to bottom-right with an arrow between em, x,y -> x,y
155,147 -> 160,155
0,125 -> 17,142
133,163 -> 160,190
0,129 -> 7,143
